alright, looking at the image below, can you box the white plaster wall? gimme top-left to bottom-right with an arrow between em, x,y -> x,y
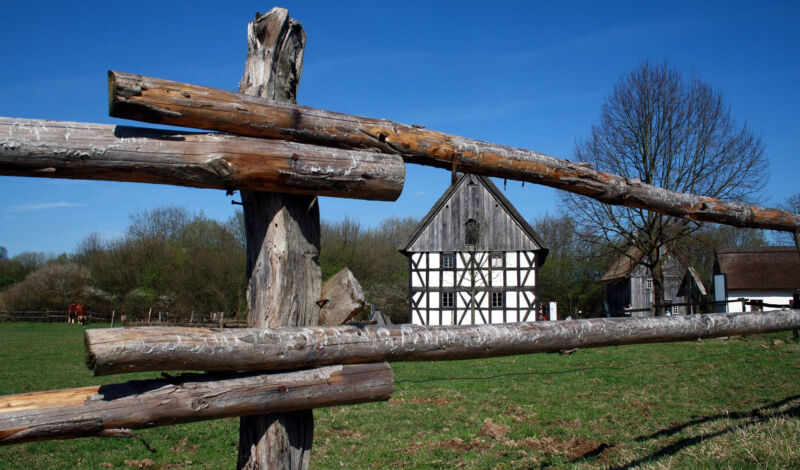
411,271 -> 423,288
726,291 -> 793,312
506,253 -> 517,268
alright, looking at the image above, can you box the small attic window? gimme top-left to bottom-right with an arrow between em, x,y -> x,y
467,176 -> 476,186
465,219 -> 479,245
441,252 -> 455,268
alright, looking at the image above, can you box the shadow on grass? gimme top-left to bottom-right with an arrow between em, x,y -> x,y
571,394 -> 800,470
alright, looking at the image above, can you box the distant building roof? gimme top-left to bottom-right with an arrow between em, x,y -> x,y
600,246 -> 645,282
715,246 -> 800,291
600,244 -> 690,282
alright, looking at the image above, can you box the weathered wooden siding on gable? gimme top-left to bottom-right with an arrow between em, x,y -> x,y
622,254 -> 688,315
404,175 -> 542,253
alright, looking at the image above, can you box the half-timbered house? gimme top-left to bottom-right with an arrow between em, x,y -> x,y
400,174 -> 548,325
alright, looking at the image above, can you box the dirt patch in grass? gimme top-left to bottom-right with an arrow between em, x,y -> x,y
628,399 -> 651,415
124,459 -> 155,468
336,430 -> 364,439
517,436 -> 608,460
479,418 -> 510,440
552,418 -> 582,429
441,437 -> 490,452
404,435 -> 490,455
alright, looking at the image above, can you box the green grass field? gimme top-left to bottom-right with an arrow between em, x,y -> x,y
1,322 -> 799,469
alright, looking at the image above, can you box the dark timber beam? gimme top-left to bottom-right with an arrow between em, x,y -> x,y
85,310 -> 800,376
0,364 -> 393,446
0,117 -> 404,201
108,71 -> 800,233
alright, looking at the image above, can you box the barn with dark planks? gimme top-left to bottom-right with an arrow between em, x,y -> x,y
601,246 -> 693,316
400,173 -> 548,326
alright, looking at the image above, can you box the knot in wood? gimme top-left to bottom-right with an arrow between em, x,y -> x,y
207,155 -> 233,178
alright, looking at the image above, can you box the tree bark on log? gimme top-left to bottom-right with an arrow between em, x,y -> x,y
0,117 -> 403,200
236,8 -> 318,470
0,364 -> 393,446
85,310 -> 800,376
108,71 -> 800,233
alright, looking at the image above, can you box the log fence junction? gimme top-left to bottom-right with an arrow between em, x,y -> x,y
1,6 -> 800,470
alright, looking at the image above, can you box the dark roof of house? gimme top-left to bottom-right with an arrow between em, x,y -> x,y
600,244 -> 690,282
715,246 -> 800,291
399,173 -> 548,262
600,246 -> 645,282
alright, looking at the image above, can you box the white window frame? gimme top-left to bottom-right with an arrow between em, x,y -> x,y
491,252 -> 503,268
646,279 -> 653,290
441,252 -> 455,269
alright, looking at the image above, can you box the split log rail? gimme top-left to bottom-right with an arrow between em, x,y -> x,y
84,310 -> 800,376
0,363 -> 392,445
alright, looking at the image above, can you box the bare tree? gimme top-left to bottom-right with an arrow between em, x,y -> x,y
773,193 -> 800,245
565,62 -> 768,315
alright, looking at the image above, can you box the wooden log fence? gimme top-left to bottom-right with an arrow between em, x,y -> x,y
107,71 -> 800,233
85,310 -> 800,376
0,117 -> 404,201
0,363 -> 393,445
2,6 -> 800,467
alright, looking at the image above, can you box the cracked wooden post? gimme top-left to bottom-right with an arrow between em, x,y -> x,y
236,8 -> 317,470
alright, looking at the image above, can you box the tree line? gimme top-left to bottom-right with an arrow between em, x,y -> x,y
0,202 -> 775,323
0,207 -> 419,324
0,207 -> 246,320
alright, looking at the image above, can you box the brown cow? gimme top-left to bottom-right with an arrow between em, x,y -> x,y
67,304 -> 77,324
68,303 -> 88,325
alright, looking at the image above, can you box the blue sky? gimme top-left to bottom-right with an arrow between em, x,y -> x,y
1,1 -> 798,256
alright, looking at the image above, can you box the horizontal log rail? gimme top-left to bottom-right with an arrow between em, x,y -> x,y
0,363 -> 393,445
86,310 -> 800,376
108,71 -> 800,232
0,117 -> 404,201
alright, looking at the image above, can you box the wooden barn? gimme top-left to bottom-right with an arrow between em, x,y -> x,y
714,246 -> 800,311
399,174 -> 548,326
601,246 -> 689,316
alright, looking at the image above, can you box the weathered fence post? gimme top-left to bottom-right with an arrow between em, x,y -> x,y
236,8 -> 319,470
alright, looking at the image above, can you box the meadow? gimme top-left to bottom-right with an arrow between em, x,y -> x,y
1,322 -> 799,469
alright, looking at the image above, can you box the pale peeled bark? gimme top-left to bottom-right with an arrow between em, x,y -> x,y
319,268 -> 367,326
85,310 -> 800,376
